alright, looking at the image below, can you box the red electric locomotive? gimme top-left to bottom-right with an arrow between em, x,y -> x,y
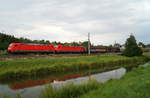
8,43 -> 55,53
7,43 -> 86,54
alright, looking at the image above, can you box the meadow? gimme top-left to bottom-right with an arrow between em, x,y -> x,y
0,54 -> 148,80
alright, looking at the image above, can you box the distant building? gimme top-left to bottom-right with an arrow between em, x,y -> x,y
120,44 -> 125,51
114,43 -> 121,48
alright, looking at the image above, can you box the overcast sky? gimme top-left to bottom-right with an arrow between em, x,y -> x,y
0,0 -> 150,45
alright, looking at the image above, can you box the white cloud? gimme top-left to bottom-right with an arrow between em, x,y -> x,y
14,22 -> 85,42
0,0 -> 150,45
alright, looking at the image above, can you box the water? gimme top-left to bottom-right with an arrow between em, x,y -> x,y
140,63 -> 149,67
52,68 -> 126,88
0,68 -> 126,98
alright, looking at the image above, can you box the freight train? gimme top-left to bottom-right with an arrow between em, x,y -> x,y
7,43 -> 120,54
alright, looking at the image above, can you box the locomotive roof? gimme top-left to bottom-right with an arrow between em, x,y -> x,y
58,45 -> 83,47
22,43 -> 49,45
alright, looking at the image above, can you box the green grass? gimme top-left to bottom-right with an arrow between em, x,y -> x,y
1,94 -> 21,98
40,80 -> 100,98
0,55 -> 148,80
0,50 -> 7,56
79,65 -> 150,98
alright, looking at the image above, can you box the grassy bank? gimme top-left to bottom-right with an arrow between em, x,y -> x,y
40,64 -> 150,98
79,64 -> 150,98
0,55 -> 148,80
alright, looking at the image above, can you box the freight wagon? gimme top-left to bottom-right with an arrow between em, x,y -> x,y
90,46 -> 120,53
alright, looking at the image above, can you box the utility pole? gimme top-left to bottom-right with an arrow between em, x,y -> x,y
88,33 -> 91,80
88,33 -> 91,55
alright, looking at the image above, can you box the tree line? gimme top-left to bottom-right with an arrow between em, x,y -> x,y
0,32 -> 89,50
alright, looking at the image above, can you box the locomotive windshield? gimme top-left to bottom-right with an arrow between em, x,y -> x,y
9,44 -> 18,47
9,44 -> 14,47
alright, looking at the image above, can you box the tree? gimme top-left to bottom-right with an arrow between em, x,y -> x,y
146,44 -> 150,48
123,34 -> 143,57
138,42 -> 146,48
81,41 -> 88,47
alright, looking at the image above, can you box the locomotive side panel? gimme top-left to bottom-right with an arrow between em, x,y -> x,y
55,45 -> 86,53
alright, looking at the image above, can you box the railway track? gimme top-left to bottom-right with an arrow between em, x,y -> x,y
0,52 -> 121,60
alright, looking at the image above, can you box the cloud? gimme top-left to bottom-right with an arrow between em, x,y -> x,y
0,0 -> 150,45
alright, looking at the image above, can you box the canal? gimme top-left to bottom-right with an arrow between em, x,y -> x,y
0,63 -> 149,98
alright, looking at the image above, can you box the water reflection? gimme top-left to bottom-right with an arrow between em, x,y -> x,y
10,74 -> 83,90
0,68 -> 126,98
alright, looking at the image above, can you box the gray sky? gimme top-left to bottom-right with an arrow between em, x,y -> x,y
0,0 -> 150,45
